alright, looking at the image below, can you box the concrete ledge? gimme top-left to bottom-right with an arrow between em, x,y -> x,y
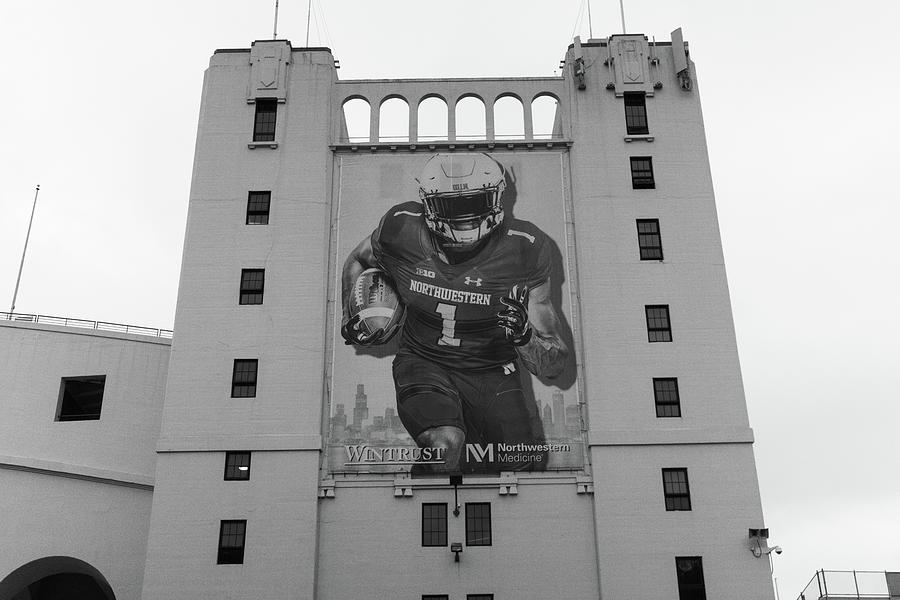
0,455 -> 154,489
156,433 -> 323,452
588,427 -> 755,446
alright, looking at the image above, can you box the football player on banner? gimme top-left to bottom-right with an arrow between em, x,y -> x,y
341,153 -> 568,474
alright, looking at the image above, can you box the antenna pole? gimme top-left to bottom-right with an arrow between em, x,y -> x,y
10,184 -> 41,314
619,0 -> 626,33
587,0 -> 594,39
306,0 -> 312,46
273,0 -> 279,39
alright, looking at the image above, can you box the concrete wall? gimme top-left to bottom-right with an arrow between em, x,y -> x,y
0,321 -> 169,600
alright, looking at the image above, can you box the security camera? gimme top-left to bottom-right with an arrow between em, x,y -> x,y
773,546 -> 783,555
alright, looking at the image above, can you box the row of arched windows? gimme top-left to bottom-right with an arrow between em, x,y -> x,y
341,95 -> 560,143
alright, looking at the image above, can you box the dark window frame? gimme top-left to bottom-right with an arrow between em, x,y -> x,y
663,468 -> 692,511
654,378 -> 682,418
467,595 -> 495,600
637,219 -> 663,260
224,451 -> 252,481
239,268 -> 265,305
252,98 -> 277,142
217,519 -> 247,565
231,359 -> 258,398
422,596 -> 450,600
675,556 -> 707,600
246,191 -> 271,225
465,502 -> 492,546
624,92 -> 649,135
56,375 -> 106,421
645,304 -> 672,342
422,503 -> 448,547
630,156 -> 656,189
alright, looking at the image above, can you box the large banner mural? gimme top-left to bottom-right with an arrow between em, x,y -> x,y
327,151 -> 582,476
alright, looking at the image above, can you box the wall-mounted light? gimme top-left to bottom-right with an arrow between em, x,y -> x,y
451,542 -> 463,562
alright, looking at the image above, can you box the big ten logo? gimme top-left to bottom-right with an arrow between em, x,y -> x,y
415,267 -> 436,279
465,443 -> 494,463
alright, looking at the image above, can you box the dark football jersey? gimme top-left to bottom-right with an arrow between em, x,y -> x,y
371,201 -> 552,370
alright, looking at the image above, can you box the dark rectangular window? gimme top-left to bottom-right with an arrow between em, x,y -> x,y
217,520 -> 246,564
239,269 -> 265,305
224,451 -> 251,480
246,191 -> 271,225
637,219 -> 663,260
654,378 -> 681,418
645,305 -> 672,342
253,98 -> 277,142
56,376 -> 106,421
422,503 -> 447,547
624,92 -> 649,134
422,596 -> 449,600
663,468 -> 692,511
631,157 -> 655,189
676,556 -> 707,600
467,596 -> 494,600
231,359 -> 258,398
465,502 -> 491,546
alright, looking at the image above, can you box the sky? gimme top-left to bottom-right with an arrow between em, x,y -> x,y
1,0 -> 899,596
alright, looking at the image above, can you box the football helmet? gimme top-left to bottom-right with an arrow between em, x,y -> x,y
417,153 -> 506,247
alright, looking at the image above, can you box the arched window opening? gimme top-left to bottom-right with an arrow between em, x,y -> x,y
455,96 -> 486,141
532,95 -> 560,140
417,97 -> 448,142
341,98 -> 370,143
494,96 -> 525,140
379,97 -> 409,143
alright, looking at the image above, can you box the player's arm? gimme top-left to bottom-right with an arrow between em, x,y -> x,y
499,282 -> 569,378
340,236 -> 383,345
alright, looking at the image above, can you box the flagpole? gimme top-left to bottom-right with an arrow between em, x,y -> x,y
10,184 -> 40,314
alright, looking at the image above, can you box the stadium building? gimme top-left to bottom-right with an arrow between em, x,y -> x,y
0,30 -> 776,600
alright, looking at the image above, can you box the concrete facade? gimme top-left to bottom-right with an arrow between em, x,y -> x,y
0,30 -> 774,600
0,321 -> 169,600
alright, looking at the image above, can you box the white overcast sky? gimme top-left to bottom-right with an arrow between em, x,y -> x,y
1,0 -> 898,596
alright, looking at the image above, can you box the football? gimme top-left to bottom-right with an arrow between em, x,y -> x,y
349,268 -> 404,340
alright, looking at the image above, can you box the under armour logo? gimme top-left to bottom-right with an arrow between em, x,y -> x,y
464,276 -> 482,287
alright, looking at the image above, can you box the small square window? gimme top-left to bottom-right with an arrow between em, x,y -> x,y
465,502 -> 491,546
645,305 -> 672,342
239,269 -> 265,305
675,556 -> 707,600
630,157 -> 655,189
624,92 -> 649,135
253,98 -> 277,142
663,468 -> 692,511
654,378 -> 681,418
422,503 -> 448,547
224,451 -> 251,480
246,191 -> 271,225
231,359 -> 258,398
217,520 -> 247,564
56,375 -> 106,421
637,219 -> 663,260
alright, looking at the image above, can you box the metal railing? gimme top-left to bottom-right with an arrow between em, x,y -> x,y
0,312 -> 173,339
797,570 -> 895,599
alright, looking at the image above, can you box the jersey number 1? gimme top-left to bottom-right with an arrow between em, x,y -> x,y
436,303 -> 460,347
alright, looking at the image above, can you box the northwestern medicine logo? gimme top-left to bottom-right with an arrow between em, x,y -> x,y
466,442 -> 571,465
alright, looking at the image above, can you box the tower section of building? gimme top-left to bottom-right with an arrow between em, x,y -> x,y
140,42 -> 335,599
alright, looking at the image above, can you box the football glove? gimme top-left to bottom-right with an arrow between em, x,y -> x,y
498,284 -> 532,346
340,314 -> 385,346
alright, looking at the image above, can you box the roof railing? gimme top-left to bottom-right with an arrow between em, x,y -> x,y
0,311 -> 173,339
796,569 -> 897,600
